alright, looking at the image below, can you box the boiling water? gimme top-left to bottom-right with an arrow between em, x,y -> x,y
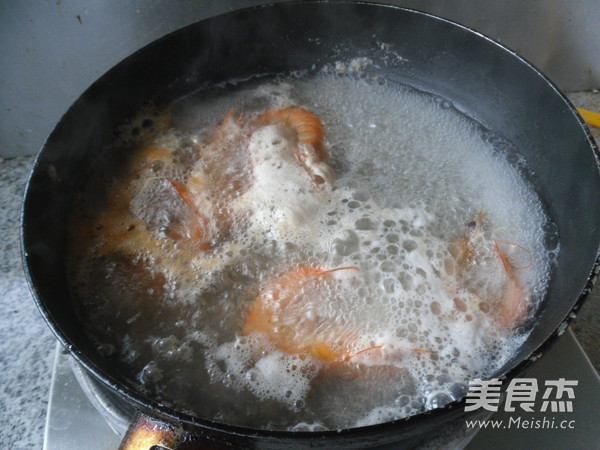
67,69 -> 556,430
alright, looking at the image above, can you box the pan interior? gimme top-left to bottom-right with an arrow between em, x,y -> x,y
64,65 -> 558,430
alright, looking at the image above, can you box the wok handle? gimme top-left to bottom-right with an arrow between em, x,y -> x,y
119,412 -> 183,450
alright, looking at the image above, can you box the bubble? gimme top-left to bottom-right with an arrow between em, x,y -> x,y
352,191 -> 370,201
150,160 -> 164,172
436,373 -> 451,384
245,369 -> 258,382
139,362 -> 163,384
291,422 -> 326,432
395,395 -> 410,406
387,245 -> 399,256
94,342 -> 115,357
332,230 -> 360,256
449,383 -> 469,400
396,328 -> 407,338
397,272 -> 412,290
382,278 -> 396,294
426,392 -> 453,410
380,260 -> 396,272
154,336 -> 180,358
355,217 -> 375,230
402,240 -> 417,252
453,297 -> 467,312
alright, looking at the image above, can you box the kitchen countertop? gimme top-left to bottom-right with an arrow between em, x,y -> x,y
565,91 -> 600,368
0,92 -> 598,449
0,156 -> 55,449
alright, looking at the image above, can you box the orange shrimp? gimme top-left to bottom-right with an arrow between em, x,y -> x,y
256,107 -> 331,187
492,241 -> 530,328
242,265 -> 433,379
257,107 -> 326,160
450,212 -> 531,328
242,265 -> 359,363
93,106 -> 333,295
449,211 -> 487,269
135,110 -> 246,251
133,107 -> 329,251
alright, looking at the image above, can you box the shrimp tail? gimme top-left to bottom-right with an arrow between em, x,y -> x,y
166,178 -> 212,249
493,241 -> 530,328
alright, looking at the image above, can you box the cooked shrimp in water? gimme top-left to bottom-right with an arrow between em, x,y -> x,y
67,74 -> 555,430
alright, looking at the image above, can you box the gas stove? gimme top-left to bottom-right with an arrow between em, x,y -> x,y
43,329 -> 599,449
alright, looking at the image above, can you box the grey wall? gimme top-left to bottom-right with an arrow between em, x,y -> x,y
1,0 -> 599,158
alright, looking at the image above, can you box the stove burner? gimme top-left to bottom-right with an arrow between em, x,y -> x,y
70,359 -> 135,436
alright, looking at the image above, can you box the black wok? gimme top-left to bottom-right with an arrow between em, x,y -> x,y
21,1 -> 600,448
